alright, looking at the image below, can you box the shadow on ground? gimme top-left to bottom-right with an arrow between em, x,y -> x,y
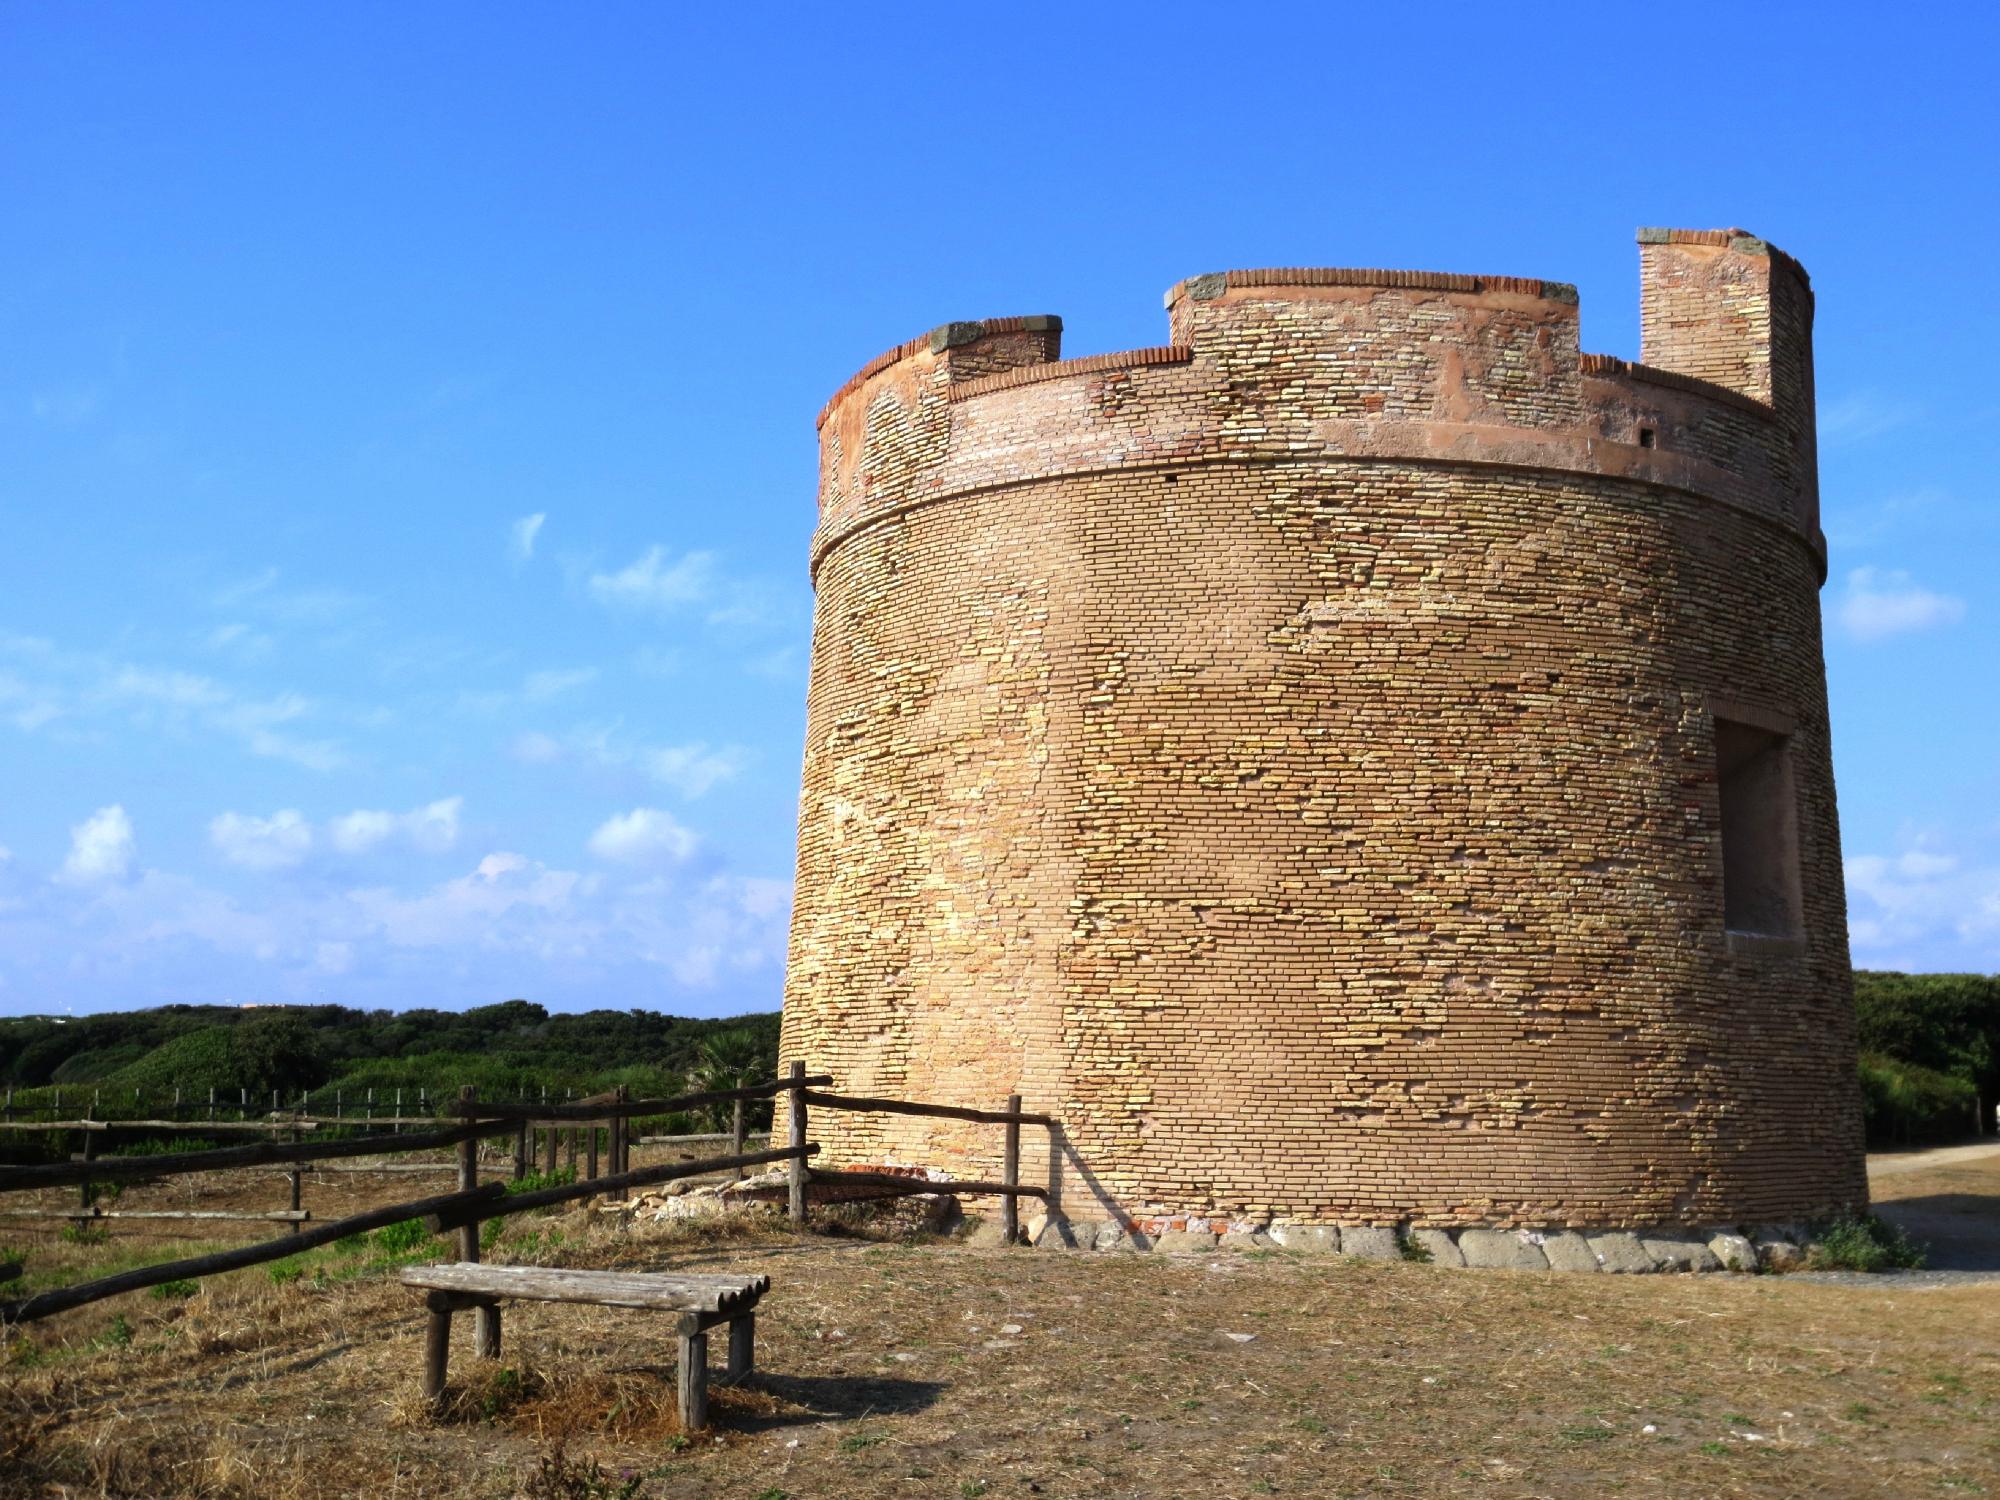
1874,1194 -> 2000,1271
727,1372 -> 947,1432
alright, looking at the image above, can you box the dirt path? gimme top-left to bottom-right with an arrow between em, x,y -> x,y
1868,1142 -> 2000,1272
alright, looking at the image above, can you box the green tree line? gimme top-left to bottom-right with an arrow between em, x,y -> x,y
0,1000 -> 779,1123
4,972 -> 1995,1151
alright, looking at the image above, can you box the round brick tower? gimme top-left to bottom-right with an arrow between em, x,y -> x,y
780,228 -> 1866,1234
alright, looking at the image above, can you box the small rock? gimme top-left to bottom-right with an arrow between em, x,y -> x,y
1458,1229 -> 1550,1271
1224,1332 -> 1256,1343
1540,1231 -> 1599,1273
1339,1226 -> 1401,1261
1217,1229 -> 1264,1251
1707,1233 -> 1757,1272
1271,1224 -> 1340,1253
1585,1232 -> 1656,1274
1000,1324 -> 1023,1335
1033,1218 -> 1081,1250
964,1217 -> 1014,1249
1640,1236 -> 1722,1273
1153,1227 -> 1217,1254
1408,1228 -> 1464,1267
1025,1213 -> 1048,1243
1756,1238 -> 1805,1272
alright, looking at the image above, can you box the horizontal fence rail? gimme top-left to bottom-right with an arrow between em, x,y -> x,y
798,1089 -> 1055,1128
0,1181 -> 507,1325
0,1067 -> 1060,1329
453,1076 -> 832,1124
0,1120 -> 514,1193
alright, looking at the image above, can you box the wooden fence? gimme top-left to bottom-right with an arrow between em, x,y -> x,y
0,1068 -> 1055,1328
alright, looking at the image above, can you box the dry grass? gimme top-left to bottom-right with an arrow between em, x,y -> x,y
3,1155 -> 1999,1498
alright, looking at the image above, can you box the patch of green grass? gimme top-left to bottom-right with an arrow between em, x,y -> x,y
59,1223 -> 110,1247
148,1278 -> 199,1300
1699,1441 -> 1731,1456
1807,1213 -> 1925,1272
1560,1425 -> 1616,1443
838,1433 -> 884,1452
94,1314 -> 132,1349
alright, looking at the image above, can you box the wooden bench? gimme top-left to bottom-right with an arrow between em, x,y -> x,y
398,1263 -> 770,1429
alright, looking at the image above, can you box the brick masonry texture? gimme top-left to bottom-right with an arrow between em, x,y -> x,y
779,229 -> 1866,1232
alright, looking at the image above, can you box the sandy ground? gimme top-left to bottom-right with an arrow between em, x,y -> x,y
2,1142 -> 1998,1498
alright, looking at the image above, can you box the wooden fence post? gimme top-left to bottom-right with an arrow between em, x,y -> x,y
455,1087 -> 499,1358
543,1119 -> 558,1178
1002,1093 -> 1021,1246
614,1087 -> 630,1177
513,1121 -> 529,1182
285,1122 -> 304,1237
585,1124 -> 599,1183
787,1061 -> 807,1228
77,1115 -> 96,1219
731,1098 -> 746,1181
565,1126 -> 577,1173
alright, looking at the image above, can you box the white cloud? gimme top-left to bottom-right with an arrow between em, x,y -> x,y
511,512 -> 546,562
644,744 -> 744,798
329,797 -> 463,856
60,805 -> 135,884
350,852 -> 591,949
1847,837 -> 2000,969
1837,567 -> 1967,642
587,546 -> 716,612
522,667 -> 597,702
210,809 -> 313,870
588,807 -> 698,866
511,731 -> 564,765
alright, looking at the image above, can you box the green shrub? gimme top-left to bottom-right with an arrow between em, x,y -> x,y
149,1279 -> 199,1300
1807,1213 -> 1926,1272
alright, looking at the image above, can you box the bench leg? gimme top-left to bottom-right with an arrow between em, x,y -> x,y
677,1328 -> 709,1431
422,1302 -> 452,1414
723,1311 -> 754,1386
474,1299 -> 501,1360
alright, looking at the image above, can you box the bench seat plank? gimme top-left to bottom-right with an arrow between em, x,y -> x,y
400,1263 -> 766,1313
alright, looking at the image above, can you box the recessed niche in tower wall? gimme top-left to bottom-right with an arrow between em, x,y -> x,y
1716,717 -> 1803,939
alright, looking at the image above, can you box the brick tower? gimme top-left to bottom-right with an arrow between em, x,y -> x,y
779,229 -> 1865,1235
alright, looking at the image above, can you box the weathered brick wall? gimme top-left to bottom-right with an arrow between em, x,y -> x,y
780,230 -> 1865,1230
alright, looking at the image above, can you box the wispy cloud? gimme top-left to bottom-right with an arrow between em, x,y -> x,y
0,634 -> 351,770
1818,391 -> 1921,447
1847,835 -> 2000,970
509,724 -> 745,798
588,807 -> 699,866
30,385 -> 101,426
1836,566 -> 1966,642
586,546 -> 717,612
522,667 -> 598,702
60,805 -> 135,885
210,809 -> 313,870
511,512 -> 547,562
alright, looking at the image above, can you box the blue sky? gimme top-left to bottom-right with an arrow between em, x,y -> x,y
1,5 -> 1995,1016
